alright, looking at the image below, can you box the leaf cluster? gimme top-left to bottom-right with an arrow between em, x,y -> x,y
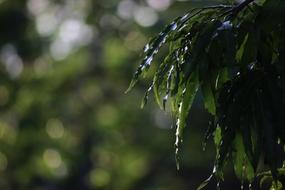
127,0 -> 285,189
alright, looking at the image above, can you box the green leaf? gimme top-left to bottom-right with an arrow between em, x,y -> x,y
239,29 -> 259,69
210,21 -> 236,67
152,54 -> 174,109
197,174 -> 213,190
126,18 -> 182,93
232,132 -> 255,182
140,86 -> 152,109
201,80 -> 216,115
270,181 -> 283,190
175,71 -> 199,154
215,68 -> 229,90
183,20 -> 222,80
214,126 -> 221,149
236,33 -> 249,63
177,71 -> 199,132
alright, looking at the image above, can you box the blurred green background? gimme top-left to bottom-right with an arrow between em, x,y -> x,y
0,0 -> 242,189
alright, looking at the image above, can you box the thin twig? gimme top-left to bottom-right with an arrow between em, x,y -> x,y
232,0 -> 255,14
222,0 -> 255,19
185,4 -> 233,21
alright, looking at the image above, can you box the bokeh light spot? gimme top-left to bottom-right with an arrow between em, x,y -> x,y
36,12 -> 58,36
43,149 -> 62,169
146,0 -> 172,11
0,44 -> 23,79
90,168 -> 111,188
46,118 -> 65,139
134,6 -> 158,27
117,0 -> 136,20
27,0 -> 50,16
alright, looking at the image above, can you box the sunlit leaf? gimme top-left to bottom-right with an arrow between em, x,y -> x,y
232,132 -> 255,182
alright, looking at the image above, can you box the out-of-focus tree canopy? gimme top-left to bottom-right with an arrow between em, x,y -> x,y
0,0 -> 266,190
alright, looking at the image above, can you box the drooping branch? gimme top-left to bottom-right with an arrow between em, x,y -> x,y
224,0 -> 255,18
232,0 -> 255,13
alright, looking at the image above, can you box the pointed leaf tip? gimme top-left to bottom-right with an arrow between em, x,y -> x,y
140,92 -> 149,109
125,79 -> 137,94
197,174 -> 214,190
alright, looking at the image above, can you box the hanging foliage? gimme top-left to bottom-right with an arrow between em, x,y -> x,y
127,0 -> 285,189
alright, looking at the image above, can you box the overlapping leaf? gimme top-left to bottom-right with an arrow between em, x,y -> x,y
128,0 -> 285,189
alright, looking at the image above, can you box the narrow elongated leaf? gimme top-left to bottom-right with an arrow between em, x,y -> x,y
215,68 -> 229,90
232,132 -> 255,182
126,19 -> 181,93
239,29 -> 259,69
197,174 -> 214,190
201,80 -> 216,115
183,20 -> 222,81
175,72 -> 199,160
177,71 -> 199,134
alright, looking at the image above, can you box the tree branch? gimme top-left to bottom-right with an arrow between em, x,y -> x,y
231,0 -> 255,14
223,0 -> 255,18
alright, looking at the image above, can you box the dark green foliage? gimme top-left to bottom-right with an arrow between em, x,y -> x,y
128,0 -> 285,189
